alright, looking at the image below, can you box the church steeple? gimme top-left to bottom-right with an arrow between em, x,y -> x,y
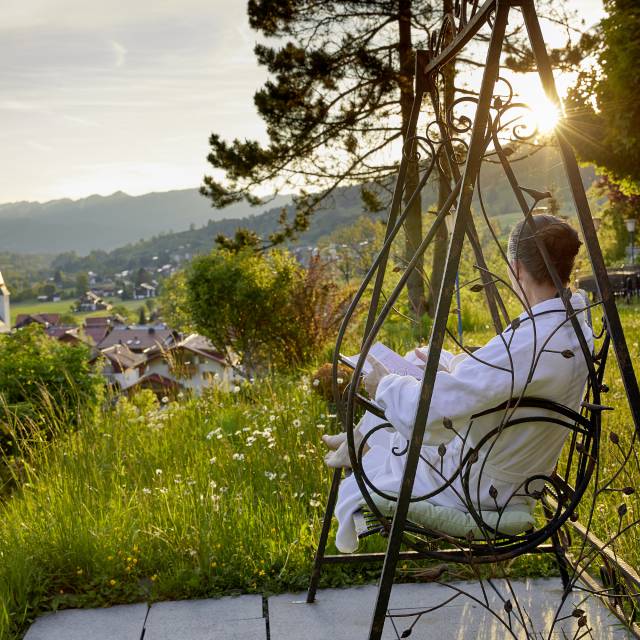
0,271 -> 11,333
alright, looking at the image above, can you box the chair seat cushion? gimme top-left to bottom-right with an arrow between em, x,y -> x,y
361,494 -> 536,540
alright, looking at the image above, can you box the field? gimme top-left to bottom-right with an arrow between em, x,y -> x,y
0,300 -> 638,639
11,299 -> 146,325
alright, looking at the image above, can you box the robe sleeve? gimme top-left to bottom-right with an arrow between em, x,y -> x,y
374,331 -> 532,445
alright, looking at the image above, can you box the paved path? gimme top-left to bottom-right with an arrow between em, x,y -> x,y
24,579 -> 634,639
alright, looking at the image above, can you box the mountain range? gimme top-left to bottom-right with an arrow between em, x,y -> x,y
0,146 -> 596,262
0,190 -> 291,254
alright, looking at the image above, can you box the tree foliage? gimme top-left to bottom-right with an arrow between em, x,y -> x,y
202,0 -> 587,316
0,324 -> 103,457
184,249 -> 352,373
565,0 -> 640,195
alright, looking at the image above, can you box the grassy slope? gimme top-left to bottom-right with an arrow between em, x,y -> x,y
0,304 -> 638,639
10,299 -> 145,325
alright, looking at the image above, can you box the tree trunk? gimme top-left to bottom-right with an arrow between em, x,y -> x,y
399,0 -> 426,320
427,0 -> 456,316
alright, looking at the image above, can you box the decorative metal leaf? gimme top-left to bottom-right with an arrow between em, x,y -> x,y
504,600 -> 513,613
442,417 -> 453,430
438,443 -> 447,457
623,486 -> 635,495
401,629 -> 412,638
618,504 -> 628,518
489,485 -> 498,499
510,317 -> 521,331
561,349 -> 575,358
610,432 -> 620,444
572,608 -> 585,618
470,283 -> 484,292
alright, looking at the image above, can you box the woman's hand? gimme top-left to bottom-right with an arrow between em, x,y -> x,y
413,348 -> 428,368
363,355 -> 391,397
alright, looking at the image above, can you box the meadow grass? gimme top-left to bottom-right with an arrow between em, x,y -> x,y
0,377 -> 387,639
0,300 -> 638,639
11,299 -> 143,326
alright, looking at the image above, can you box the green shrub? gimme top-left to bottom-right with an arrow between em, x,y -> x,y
185,249 -> 351,373
0,324 -> 102,460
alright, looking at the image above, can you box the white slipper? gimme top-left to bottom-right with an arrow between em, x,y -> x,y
322,432 -> 347,451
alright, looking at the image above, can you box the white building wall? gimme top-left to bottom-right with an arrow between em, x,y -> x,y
145,354 -> 233,394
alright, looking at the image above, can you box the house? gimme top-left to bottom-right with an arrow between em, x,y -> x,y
83,316 -> 117,345
94,343 -> 147,391
142,334 -> 238,394
125,372 -> 184,396
77,291 -> 111,312
15,313 -> 61,329
0,271 -> 10,333
45,325 -> 82,344
97,325 -> 178,354
134,282 -> 156,299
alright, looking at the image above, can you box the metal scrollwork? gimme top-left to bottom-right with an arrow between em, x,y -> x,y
308,2 -> 640,638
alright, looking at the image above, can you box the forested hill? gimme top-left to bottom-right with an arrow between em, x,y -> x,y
48,147 -> 596,276
8,146 -> 595,275
0,189 -> 291,254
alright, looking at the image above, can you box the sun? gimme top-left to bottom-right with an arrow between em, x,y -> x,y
531,97 -> 562,134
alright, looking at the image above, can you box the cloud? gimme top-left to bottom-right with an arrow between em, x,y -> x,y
110,40 -> 127,68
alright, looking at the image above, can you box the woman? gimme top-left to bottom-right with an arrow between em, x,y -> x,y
324,214 -> 593,553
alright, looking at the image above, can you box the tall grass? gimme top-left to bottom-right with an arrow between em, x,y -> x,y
0,380 -> 385,639
0,302 -> 638,639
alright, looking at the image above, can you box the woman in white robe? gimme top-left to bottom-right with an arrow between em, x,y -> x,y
324,215 -> 594,553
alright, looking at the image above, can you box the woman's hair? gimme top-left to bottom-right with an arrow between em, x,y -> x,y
507,214 -> 582,285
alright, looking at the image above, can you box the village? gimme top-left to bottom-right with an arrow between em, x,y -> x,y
0,269 -> 238,397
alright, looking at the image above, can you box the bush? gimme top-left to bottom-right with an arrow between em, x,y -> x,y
185,249 -> 352,374
0,324 -> 102,459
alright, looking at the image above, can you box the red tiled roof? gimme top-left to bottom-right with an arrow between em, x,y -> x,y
85,316 -> 111,326
45,325 -> 79,339
84,326 -> 111,345
98,327 -> 177,352
15,313 -> 61,328
128,372 -> 183,390
100,344 -> 146,371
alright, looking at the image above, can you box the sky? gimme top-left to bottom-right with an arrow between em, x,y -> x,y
0,0 -> 605,205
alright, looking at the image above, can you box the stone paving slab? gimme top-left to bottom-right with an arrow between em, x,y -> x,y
144,595 -> 266,640
269,579 -> 635,639
23,603 -> 148,640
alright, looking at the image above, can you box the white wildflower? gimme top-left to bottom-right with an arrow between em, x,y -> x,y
264,471 -> 277,481
232,453 -> 245,461
209,457 -> 217,465
316,423 -> 326,430
269,414 -> 276,422
161,396 -> 169,404
142,488 -> 152,495
206,431 -> 215,440
310,499 -> 321,508
312,378 -> 320,387
292,419 -> 301,428
232,385 -> 241,393
177,391 -> 184,399
155,469 -> 163,475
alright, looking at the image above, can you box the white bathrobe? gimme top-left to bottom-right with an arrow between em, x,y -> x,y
334,293 -> 594,553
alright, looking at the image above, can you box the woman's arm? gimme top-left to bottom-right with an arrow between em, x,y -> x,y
374,332 -> 533,445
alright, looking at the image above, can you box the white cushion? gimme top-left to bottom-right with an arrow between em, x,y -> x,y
362,494 -> 536,540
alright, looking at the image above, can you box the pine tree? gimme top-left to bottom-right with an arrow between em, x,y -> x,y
203,1 -> 585,317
